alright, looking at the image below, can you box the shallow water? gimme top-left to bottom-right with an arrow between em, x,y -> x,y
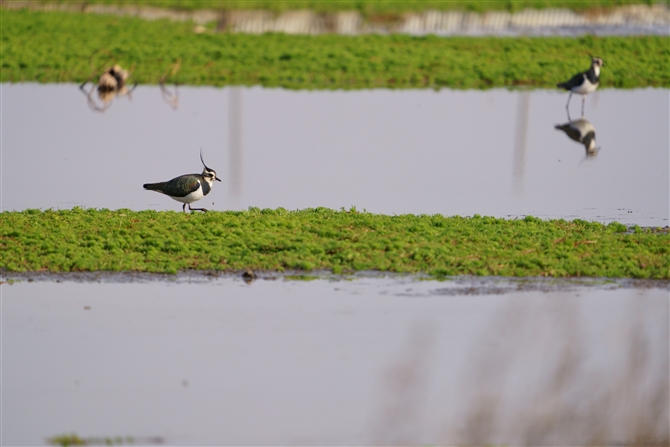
2,276 -> 668,445
2,84 -> 668,226
3,83 -> 668,445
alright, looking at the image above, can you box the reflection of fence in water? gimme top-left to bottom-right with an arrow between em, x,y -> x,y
513,91 -> 530,196
373,295 -> 669,445
218,7 -> 670,35
8,3 -> 668,35
228,87 -> 243,203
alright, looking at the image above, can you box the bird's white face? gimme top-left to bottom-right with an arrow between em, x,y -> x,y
592,57 -> 604,76
586,139 -> 597,152
202,169 -> 220,185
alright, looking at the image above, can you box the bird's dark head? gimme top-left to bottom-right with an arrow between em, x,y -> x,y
200,149 -> 222,184
583,131 -> 597,155
591,57 -> 604,68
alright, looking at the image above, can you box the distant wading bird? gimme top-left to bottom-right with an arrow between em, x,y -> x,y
557,57 -> 604,116
97,64 -> 130,92
80,63 -> 137,112
143,150 -> 221,212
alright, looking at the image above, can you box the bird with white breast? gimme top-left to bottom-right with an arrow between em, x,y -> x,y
557,56 -> 604,117
143,150 -> 221,212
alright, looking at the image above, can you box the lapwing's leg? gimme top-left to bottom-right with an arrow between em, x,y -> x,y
565,92 -> 572,113
183,203 -> 187,212
85,87 -> 108,113
581,95 -> 585,117
188,204 -> 208,213
79,70 -> 100,90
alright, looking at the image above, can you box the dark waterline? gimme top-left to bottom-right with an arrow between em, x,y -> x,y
2,84 -> 668,225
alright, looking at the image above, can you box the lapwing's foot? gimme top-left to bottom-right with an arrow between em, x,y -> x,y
188,205 -> 208,213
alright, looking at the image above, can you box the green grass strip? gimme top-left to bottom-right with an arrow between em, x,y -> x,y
16,0 -> 663,13
1,208 -> 668,278
2,10 -> 669,89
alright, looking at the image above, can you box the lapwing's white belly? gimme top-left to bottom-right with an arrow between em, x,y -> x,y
171,188 -> 204,204
571,119 -> 596,136
573,75 -> 598,95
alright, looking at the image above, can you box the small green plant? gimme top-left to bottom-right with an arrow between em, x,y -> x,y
47,433 -> 144,446
48,434 -> 86,447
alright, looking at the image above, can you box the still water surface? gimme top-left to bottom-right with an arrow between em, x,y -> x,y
2,84 -> 668,225
3,85 -> 668,445
2,276 -> 668,445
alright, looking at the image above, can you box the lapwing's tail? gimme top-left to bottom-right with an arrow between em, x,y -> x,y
555,123 -> 569,131
557,82 -> 568,89
143,182 -> 166,191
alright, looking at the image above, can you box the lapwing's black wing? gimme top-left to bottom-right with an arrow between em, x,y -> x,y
555,123 -> 581,142
163,174 -> 201,197
557,71 -> 585,90
144,174 -> 200,197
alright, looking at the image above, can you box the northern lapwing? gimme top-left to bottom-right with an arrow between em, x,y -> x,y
98,64 -> 129,92
555,118 -> 598,157
79,63 -> 137,112
143,150 -> 221,212
557,56 -> 604,116
96,65 -> 133,105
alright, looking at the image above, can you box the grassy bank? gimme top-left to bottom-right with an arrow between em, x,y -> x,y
1,209 -> 668,278
13,0 -> 661,13
2,10 -> 669,89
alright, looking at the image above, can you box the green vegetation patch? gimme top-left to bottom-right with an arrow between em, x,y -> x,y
1,208 -> 668,278
2,10 -> 669,89
17,0 -> 661,13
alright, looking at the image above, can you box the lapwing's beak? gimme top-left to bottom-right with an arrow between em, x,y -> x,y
215,177 -> 222,182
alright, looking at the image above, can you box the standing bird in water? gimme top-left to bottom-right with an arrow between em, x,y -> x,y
557,56 -> 604,117
144,150 -> 221,212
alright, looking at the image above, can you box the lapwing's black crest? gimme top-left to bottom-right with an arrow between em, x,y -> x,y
557,56 -> 604,116
143,149 -> 221,212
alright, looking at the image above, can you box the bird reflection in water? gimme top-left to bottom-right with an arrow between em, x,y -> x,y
79,61 -> 137,113
555,113 -> 599,158
159,59 -> 181,110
